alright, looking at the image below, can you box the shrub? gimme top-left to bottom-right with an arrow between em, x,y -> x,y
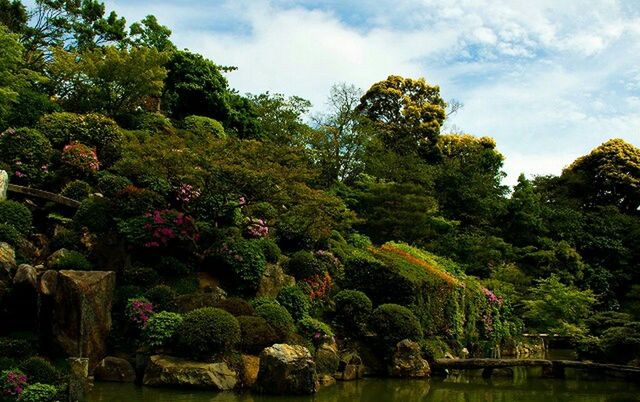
118,210 -> 197,249
61,143 -> 99,176
257,238 -> 281,263
220,239 -> 266,295
334,290 -> 372,336
0,224 -> 21,247
276,286 -> 310,321
118,112 -> 174,134
182,115 -> 226,139
0,201 -> 32,236
155,256 -> 193,277
121,266 -> 160,288
112,186 -> 165,218
237,315 -> 278,354
371,304 -> 423,346
49,228 -> 82,252
144,285 -> 177,312
255,303 -> 294,341
0,338 -> 33,358
60,180 -> 92,200
96,172 -> 132,197
176,307 -> 241,358
0,128 -> 52,184
250,297 -> 279,310
173,292 -> 224,313
0,358 -> 16,372
73,197 -> 113,233
0,369 -> 27,399
286,251 -> 324,280
348,233 -> 372,249
18,383 -> 58,402
213,297 -> 255,317
297,317 -> 334,345
126,298 -> 154,327
18,357 -> 59,385
600,322 -> 640,364
143,311 -> 183,350
49,251 -> 93,271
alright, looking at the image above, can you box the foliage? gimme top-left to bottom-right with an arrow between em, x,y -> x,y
126,298 -> 153,327
371,304 -> 423,347
182,115 -> 226,139
276,286 -> 310,321
144,285 -> 177,312
218,238 -> 266,295
0,338 -> 33,359
73,197 -> 112,233
176,307 -> 241,358
0,224 -> 21,247
0,128 -> 52,184
297,317 -> 334,345
142,311 -> 183,350
60,180 -> 92,200
61,143 -> 99,176
49,250 -> 92,271
286,251 -> 324,280
16,383 -> 58,402
248,92 -> 311,145
333,289 -> 372,336
256,238 -> 281,263
255,303 -> 294,341
18,358 -> 59,385
96,172 -> 131,196
0,201 -> 32,236
237,315 -> 279,354
118,209 -> 197,249
0,369 -> 27,399
213,297 -> 255,317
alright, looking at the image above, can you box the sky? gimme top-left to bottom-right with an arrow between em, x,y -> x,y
102,0 -> 640,185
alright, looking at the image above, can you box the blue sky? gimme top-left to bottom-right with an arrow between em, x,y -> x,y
102,0 -> 640,185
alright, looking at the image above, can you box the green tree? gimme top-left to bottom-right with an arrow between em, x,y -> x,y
503,174 -> 547,247
127,15 -> 174,51
0,0 -> 28,33
248,92 -> 312,145
0,24 -> 24,126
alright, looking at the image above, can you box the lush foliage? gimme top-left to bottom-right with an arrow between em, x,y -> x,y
371,304 -> 423,347
16,383 -> 58,402
143,311 -> 183,350
0,200 -> 31,235
333,289 -> 372,336
176,307 -> 241,358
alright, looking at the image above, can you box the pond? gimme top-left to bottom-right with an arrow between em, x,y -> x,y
89,374 -> 640,402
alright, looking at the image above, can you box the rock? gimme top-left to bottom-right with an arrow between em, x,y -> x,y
143,355 -> 237,390
444,352 -> 455,359
318,374 -> 336,387
315,343 -> 339,376
0,242 -> 16,277
39,270 -> 59,296
0,170 -> 8,200
13,264 -> 37,288
256,344 -> 318,395
50,270 -> 116,368
257,263 -> 295,298
68,358 -> 91,402
240,355 -> 260,388
46,248 -> 70,269
94,356 -> 136,382
389,339 -> 431,378
335,351 -> 366,381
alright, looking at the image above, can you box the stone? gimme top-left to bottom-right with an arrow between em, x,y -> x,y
240,355 -> 260,388
68,357 -> 91,402
257,263 -> 295,298
94,356 -> 136,382
50,270 -> 116,369
256,344 -> 318,395
0,170 -> 7,201
143,355 -> 237,390
389,339 -> 431,378
39,270 -> 59,296
318,374 -> 336,387
315,343 -> 340,376
0,242 -> 17,278
13,264 -> 37,289
46,248 -> 70,269
335,351 -> 366,381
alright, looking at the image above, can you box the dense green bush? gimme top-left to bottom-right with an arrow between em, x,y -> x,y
255,303 -> 294,341
182,115 -> 226,139
0,200 -> 32,235
0,224 -> 21,247
371,304 -> 423,346
250,297 -> 279,310
257,238 -> 281,263
297,317 -> 334,344
18,357 -> 60,385
60,180 -> 92,200
0,128 -> 53,184
237,315 -> 279,354
213,297 -> 255,316
122,266 -> 160,288
220,239 -> 266,295
49,251 -> 93,271
334,289 -> 372,336
276,286 -> 310,321
143,311 -> 183,350
117,112 -> 174,134
155,256 -> 193,277
173,293 -> 223,313
96,172 -> 132,196
286,251 -> 324,280
0,338 -> 33,358
18,383 -> 58,402
176,307 -> 241,358
73,197 -> 113,233
144,285 -> 177,312
112,186 -> 165,218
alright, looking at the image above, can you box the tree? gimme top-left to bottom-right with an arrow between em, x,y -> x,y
503,174 -> 547,247
0,24 -> 24,126
357,75 -> 446,158
48,45 -> 168,115
0,0 -> 28,33
308,83 -> 372,185
128,15 -> 174,51
246,92 -> 310,144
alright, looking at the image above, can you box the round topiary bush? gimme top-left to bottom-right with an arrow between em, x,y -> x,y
0,224 -> 21,247
286,251 -> 324,280
237,315 -> 279,354
18,383 -> 58,402
73,197 -> 113,233
122,265 -> 160,288
143,311 -> 183,350
250,297 -> 279,310
371,304 -> 423,346
257,238 -> 281,263
182,115 -> 226,139
49,250 -> 93,271
61,142 -> 99,176
213,297 -> 255,317
144,285 -> 177,312
96,172 -> 132,197
18,357 -> 60,385
176,307 -> 241,358
0,127 -> 53,184
255,303 -> 294,341
60,180 -> 92,201
0,200 -> 32,236
220,239 -> 266,295
297,317 -> 334,345
276,286 -> 310,321
334,289 -> 372,336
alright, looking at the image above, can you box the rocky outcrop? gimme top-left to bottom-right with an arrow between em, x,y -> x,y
94,356 -> 136,382
0,242 -> 16,277
256,344 -> 318,395
46,248 -> 70,269
13,264 -> 37,289
143,355 -> 237,390
335,351 -> 366,381
240,355 -> 260,388
44,270 -> 116,368
315,343 -> 339,386
388,339 -> 430,378
257,263 -> 294,298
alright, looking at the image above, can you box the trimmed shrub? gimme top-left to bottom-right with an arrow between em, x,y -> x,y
61,142 -> 99,176
286,251 -> 324,280
0,224 -> 21,247
276,286 -> 310,321
0,128 -> 52,184
176,307 -> 241,358
0,200 -> 32,235
334,289 -> 372,336
50,228 -> 82,252
371,304 -> 423,346
174,293 -> 225,313
250,297 -> 279,310
182,115 -> 226,139
60,180 -> 92,201
237,315 -> 279,354
143,311 -> 183,350
257,238 -> 281,263
96,172 -> 132,197
117,112 -> 174,134
112,186 -> 165,218
122,266 -> 160,288
73,197 -> 113,233
297,317 -> 334,345
213,297 -> 255,317
144,285 -> 177,312
18,383 -> 58,402
255,303 -> 294,341
156,256 -> 193,277
18,357 -> 60,385
49,251 -> 93,271
220,239 -> 266,295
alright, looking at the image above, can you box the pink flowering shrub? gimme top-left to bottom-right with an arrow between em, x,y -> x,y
118,209 -> 199,249
61,142 -> 99,174
482,287 -> 503,305
1,369 -> 27,398
246,217 -> 269,238
175,183 -> 201,205
0,128 -> 53,185
126,298 -> 154,327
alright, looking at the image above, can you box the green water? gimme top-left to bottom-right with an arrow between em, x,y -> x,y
89,374 -> 640,402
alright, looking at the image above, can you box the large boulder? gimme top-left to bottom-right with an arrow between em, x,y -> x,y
388,339 -> 430,378
0,242 -> 16,278
94,356 -> 136,382
47,270 -> 116,368
143,355 -> 237,390
240,355 -> 260,388
257,263 -> 294,298
335,351 -> 366,381
13,264 -> 37,289
46,248 -> 70,269
315,343 -> 339,386
0,170 -> 8,200
256,344 -> 318,395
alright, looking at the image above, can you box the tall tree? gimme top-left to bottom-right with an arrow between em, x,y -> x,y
248,92 -> 312,145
